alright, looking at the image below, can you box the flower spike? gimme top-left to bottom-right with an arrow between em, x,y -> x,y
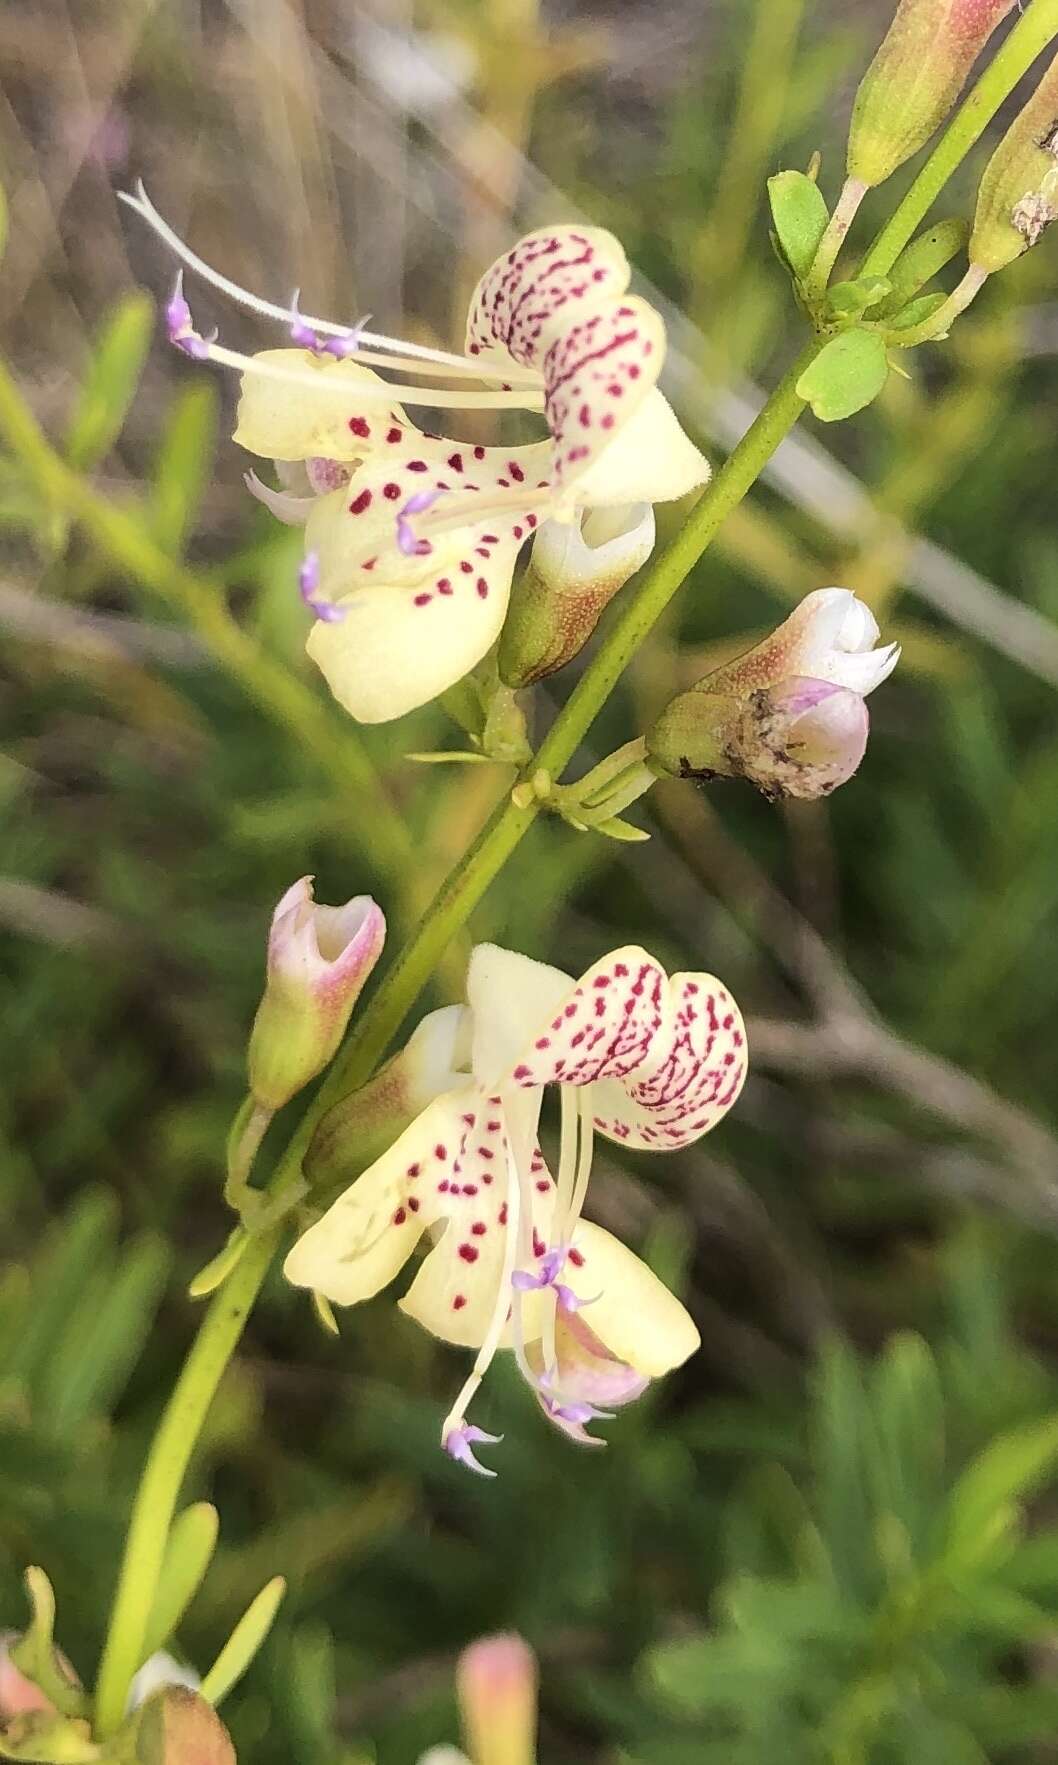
444,1423 -> 503,1478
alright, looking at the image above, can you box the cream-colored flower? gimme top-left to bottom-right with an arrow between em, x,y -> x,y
285,941 -> 747,1472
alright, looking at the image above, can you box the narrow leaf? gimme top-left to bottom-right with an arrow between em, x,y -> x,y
199,1578 -> 286,1707
65,294 -> 154,470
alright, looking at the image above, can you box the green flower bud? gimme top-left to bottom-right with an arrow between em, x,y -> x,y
306,1003 -> 471,1192
848,0 -> 1017,187
970,47 -> 1058,270
247,877 -> 385,1111
498,505 -> 654,687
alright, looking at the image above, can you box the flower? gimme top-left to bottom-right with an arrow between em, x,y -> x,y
647,588 -> 899,800
122,187 -> 708,722
848,0 -> 1016,189
247,877 -> 385,1111
457,1635 -> 537,1765
284,941 -> 747,1472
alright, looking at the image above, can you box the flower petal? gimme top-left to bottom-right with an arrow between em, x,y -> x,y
544,297 -> 666,511
466,944 -> 573,1091
283,1089 -> 479,1305
591,972 -> 747,1149
234,350 -> 407,462
500,946 -> 675,1090
526,1306 -> 650,1408
466,226 -> 631,370
565,389 -> 710,509
400,1104 -> 558,1348
558,1220 -> 700,1378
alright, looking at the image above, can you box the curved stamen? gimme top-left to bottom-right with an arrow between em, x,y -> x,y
400,482 -> 551,550
121,183 -> 542,387
439,1131 -> 523,1454
205,338 -> 545,411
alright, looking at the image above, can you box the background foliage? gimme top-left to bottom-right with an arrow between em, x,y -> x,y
4,0 -> 1058,1758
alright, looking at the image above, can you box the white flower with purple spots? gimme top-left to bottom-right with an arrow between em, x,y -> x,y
122,187 -> 709,722
284,941 -> 747,1474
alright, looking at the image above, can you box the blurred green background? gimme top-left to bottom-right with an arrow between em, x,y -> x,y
4,0 -> 1058,1758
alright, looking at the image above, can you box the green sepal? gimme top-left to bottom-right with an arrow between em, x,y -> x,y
0,1716 -> 98,1762
796,330 -> 889,422
141,1503 -> 220,1663
9,1572 -> 83,1720
199,1578 -> 286,1708
886,291 -> 950,334
825,275 -> 892,319
873,218 -> 969,318
589,815 -> 650,843
767,170 -> 830,279
188,1229 -> 249,1300
406,750 -> 494,766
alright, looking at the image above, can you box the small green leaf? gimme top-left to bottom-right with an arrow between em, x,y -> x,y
141,1503 -> 220,1662
767,170 -> 830,279
199,1577 -> 286,1707
406,750 -> 494,765
945,1414 -> 1058,1563
188,1229 -> 249,1300
65,294 -> 154,470
887,291 -> 949,333
797,330 -> 889,421
150,382 -> 218,555
874,218 -> 969,318
826,275 -> 892,318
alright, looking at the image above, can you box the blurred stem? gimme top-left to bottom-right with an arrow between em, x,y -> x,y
0,357 -> 413,885
93,1224 -> 279,1736
860,0 -> 1058,279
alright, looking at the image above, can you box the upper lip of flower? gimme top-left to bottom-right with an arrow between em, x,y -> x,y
284,941 -> 746,1468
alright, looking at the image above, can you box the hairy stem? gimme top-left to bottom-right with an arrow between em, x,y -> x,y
861,0 -> 1058,279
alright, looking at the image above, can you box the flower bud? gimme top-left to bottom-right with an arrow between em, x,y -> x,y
970,47 -> 1058,270
647,589 -> 897,801
305,1003 -> 471,1189
848,0 -> 1016,187
456,1635 -> 538,1765
0,1634 -> 56,1719
128,1687 -> 235,1765
498,504 -> 654,687
247,877 -> 385,1110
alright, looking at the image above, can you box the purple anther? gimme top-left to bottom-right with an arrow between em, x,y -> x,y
289,292 -> 368,358
396,488 -> 443,557
298,550 -> 345,624
511,1247 -> 595,1314
321,315 -> 370,359
444,1423 -> 503,1478
165,270 -> 216,360
544,1396 -> 614,1426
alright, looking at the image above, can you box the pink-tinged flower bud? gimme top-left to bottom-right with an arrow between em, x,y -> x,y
498,505 -> 655,687
305,1003 -> 470,1188
456,1635 -> 538,1765
848,0 -> 1017,187
247,877 -> 385,1110
128,1686 -> 235,1765
647,589 -> 897,801
0,1634 -> 55,1719
970,48 -> 1058,270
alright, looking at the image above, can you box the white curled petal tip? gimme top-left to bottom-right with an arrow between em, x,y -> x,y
835,592 -> 882,654
245,470 -> 318,525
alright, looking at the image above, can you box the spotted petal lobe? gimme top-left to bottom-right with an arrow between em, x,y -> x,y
590,972 -> 747,1150
543,297 -> 666,511
466,226 -> 631,371
559,1220 -> 700,1378
567,388 -> 710,510
234,350 -> 407,462
500,945 -> 674,1090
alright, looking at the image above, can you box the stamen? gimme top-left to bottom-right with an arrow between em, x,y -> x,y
396,488 -> 444,557
205,339 -> 545,411
444,1424 -> 503,1478
120,183 -> 542,387
165,270 -> 216,360
439,1129 -> 523,1457
289,289 -> 370,359
298,550 -> 345,623
401,482 -> 552,546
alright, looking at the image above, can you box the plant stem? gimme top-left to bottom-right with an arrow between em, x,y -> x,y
860,0 -> 1058,279
93,1225 -> 279,1736
804,176 -> 868,298
0,357 -> 413,884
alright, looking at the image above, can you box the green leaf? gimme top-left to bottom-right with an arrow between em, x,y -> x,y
945,1414 -> 1058,1563
38,1230 -> 169,1432
0,1190 -> 118,1389
65,294 -> 154,470
826,275 -> 892,318
199,1576 -> 286,1707
796,331 -> 889,421
767,170 -> 829,279
141,1503 -> 220,1661
150,382 -> 218,555
874,218 -> 969,318
887,291 -> 949,333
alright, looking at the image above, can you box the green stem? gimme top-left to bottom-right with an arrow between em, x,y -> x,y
93,1225 -> 279,1736
860,0 -> 1058,279
0,357 -> 413,884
